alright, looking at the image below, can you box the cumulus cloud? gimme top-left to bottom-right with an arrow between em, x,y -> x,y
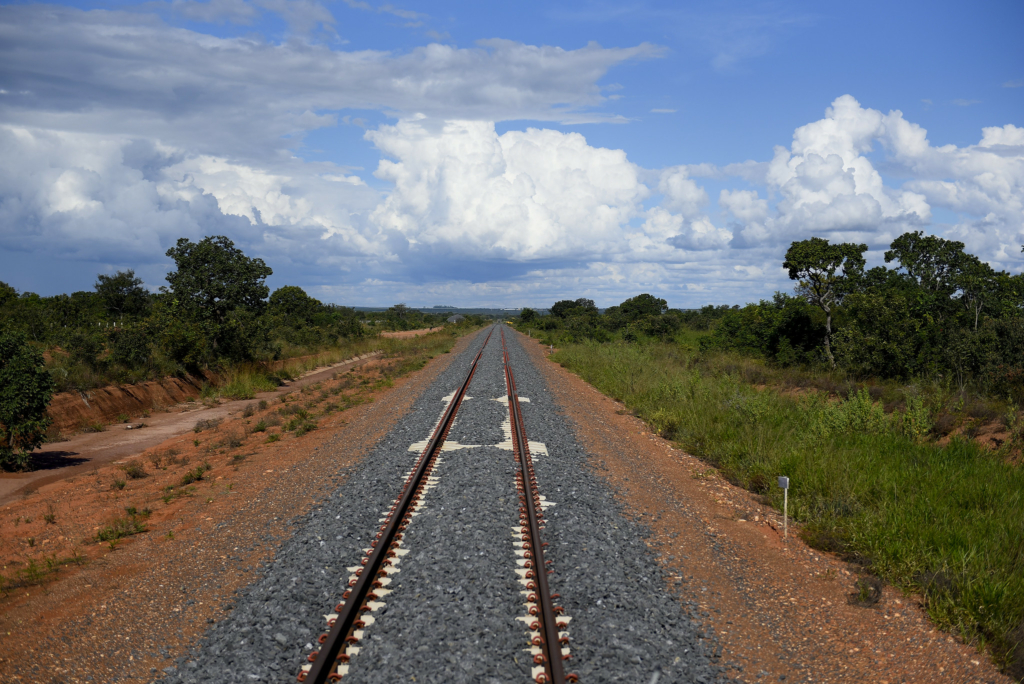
715,96 -> 1023,273
366,119 -> 652,262
0,125 -> 383,289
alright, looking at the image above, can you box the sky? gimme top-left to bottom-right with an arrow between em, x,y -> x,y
0,0 -> 1021,308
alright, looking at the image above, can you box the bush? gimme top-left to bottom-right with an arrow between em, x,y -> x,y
0,331 -> 56,470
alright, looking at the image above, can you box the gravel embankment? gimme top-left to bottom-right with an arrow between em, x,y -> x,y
159,326 -> 725,684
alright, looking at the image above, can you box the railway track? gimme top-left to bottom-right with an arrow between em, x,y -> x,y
298,325 -> 577,684
155,324 -> 719,684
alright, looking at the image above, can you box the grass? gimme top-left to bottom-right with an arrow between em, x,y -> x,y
551,339 -> 1024,673
0,552 -> 87,595
179,462 -> 212,486
95,508 -> 150,542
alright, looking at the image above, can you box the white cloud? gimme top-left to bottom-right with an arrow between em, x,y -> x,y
1003,80 -> 1024,89
0,125 -> 382,286
716,96 -> 1022,273
952,98 -> 981,107
366,119 -> 651,261
650,108 -> 676,114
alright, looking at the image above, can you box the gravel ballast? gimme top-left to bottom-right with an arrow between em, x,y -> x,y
159,326 -> 724,684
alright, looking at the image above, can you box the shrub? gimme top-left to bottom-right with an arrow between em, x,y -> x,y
118,460 -> 148,479
0,331 -> 56,470
95,513 -> 148,542
193,418 -> 221,433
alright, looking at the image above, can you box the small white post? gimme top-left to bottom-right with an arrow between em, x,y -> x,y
778,476 -> 789,542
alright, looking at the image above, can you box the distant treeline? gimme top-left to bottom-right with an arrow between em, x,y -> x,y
0,235 -> 462,393
520,231 -> 1024,400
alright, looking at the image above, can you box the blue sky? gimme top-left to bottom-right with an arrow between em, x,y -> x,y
0,0 -> 1021,308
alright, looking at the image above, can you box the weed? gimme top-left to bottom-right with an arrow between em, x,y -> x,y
294,421 -> 317,437
265,434 -> 281,443
26,537 -> 35,547
193,438 -> 200,447
199,382 -> 217,400
231,453 -> 247,462
848,576 -> 883,607
43,504 -> 56,524
166,530 -> 174,540
193,418 -> 222,433
118,460 -> 148,479
179,463 -> 212,486
258,399 -> 268,410
243,403 -> 256,418
226,433 -> 243,448
252,420 -> 267,433
117,413 -> 130,423
82,421 -> 106,433
112,478 -> 127,490
95,510 -> 148,542
123,506 -> 152,518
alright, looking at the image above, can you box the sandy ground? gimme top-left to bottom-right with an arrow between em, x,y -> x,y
0,354 -> 380,506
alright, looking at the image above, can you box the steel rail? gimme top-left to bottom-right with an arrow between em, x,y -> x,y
303,327 -> 494,684
501,327 -> 573,684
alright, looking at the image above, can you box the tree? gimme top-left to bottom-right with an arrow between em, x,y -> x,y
953,258 -> 1000,331
269,286 -> 323,327
783,237 -> 867,368
618,293 -> 668,321
884,231 -> 969,293
551,298 -> 598,319
0,330 -> 55,470
0,281 -> 16,309
520,308 -> 538,323
164,236 -> 273,327
164,236 -> 272,358
95,269 -> 150,319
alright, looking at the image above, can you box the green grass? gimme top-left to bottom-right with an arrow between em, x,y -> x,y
551,339 -> 1024,673
95,509 -> 150,542
0,552 -> 87,594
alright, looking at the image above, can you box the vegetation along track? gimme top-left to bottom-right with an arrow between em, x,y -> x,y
158,324 -> 722,684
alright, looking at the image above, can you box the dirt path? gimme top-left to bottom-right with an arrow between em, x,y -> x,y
0,353 -> 379,506
521,332 -> 1011,684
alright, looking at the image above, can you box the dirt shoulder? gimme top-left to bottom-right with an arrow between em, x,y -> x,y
521,332 -> 1010,684
0,353 -> 379,506
379,327 -> 443,338
0,333 -> 478,682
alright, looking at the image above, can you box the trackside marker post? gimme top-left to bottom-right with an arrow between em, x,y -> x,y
778,476 -> 789,541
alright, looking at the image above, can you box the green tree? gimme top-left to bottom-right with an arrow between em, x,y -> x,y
551,298 -> 597,319
269,286 -> 323,327
0,281 -> 16,309
95,269 -> 150,320
163,236 -> 273,358
618,293 -> 668,321
519,308 -> 538,323
884,231 -> 969,294
783,237 -> 867,368
0,330 -> 55,470
953,258 -> 1001,331
165,236 -> 272,326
